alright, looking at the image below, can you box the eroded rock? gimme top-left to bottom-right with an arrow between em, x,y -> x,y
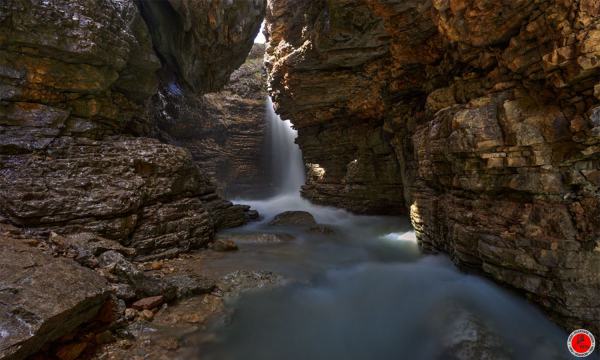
0,237 -> 109,360
266,0 -> 600,333
268,211 -> 317,226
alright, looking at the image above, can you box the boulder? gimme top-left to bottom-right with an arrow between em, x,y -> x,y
216,232 -> 295,244
0,237 -> 109,360
132,296 -> 164,311
268,211 -> 317,226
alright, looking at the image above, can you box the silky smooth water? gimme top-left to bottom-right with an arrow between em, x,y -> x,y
197,99 -> 573,360
266,97 -> 305,195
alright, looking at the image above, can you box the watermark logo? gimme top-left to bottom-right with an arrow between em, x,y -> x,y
568,329 -> 595,358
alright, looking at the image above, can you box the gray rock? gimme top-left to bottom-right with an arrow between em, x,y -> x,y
0,237 -> 109,360
217,232 -> 296,244
269,211 -> 317,226
98,251 -> 176,301
164,275 -> 217,299
217,271 -> 287,298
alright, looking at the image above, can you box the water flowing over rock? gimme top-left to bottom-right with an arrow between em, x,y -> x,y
265,0 -> 600,333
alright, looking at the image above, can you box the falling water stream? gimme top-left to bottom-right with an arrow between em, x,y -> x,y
199,98 -> 573,359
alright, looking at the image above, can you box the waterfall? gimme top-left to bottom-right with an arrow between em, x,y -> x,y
266,97 -> 305,195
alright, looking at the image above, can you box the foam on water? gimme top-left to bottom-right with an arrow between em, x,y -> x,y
202,98 -> 570,360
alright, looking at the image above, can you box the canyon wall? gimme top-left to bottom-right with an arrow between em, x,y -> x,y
154,44 -> 270,198
0,1 -> 265,357
266,0 -> 600,332
0,0 -> 265,259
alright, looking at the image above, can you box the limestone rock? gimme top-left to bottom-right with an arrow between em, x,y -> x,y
209,239 -> 239,252
138,0 -> 266,93
216,232 -> 296,244
98,251 -> 176,301
0,0 -> 262,258
0,237 -> 109,360
268,211 -> 317,226
163,274 -> 216,299
266,0 -> 600,333
154,44 -> 270,197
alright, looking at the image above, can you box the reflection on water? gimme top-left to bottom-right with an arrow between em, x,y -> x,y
196,193 -> 570,360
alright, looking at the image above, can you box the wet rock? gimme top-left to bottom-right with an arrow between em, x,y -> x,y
217,232 -> 296,244
138,0 -> 265,93
269,211 -> 317,226
266,0 -> 600,332
0,237 -> 109,360
164,274 -> 217,299
132,296 -> 164,311
110,284 -> 137,302
98,251 -> 176,301
245,209 -> 260,221
209,239 -> 239,252
437,308 -> 511,360
217,270 -> 287,298
49,232 -> 136,267
154,44 -> 271,198
308,224 -> 336,235
0,0 -> 260,259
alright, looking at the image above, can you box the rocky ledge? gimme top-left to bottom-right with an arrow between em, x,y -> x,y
0,0 -> 265,356
154,44 -> 271,198
0,0 -> 265,256
265,0 -> 600,333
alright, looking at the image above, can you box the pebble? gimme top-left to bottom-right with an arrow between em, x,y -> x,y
124,308 -> 137,321
132,295 -> 164,310
140,309 -> 154,321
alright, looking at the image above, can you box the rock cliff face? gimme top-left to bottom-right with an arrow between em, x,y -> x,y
266,0 -> 600,332
155,44 -> 270,198
0,0 -> 265,257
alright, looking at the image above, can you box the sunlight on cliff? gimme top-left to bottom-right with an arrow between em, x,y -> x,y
307,163 -> 326,181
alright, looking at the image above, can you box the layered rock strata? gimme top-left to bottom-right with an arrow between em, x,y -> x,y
265,0 -> 600,332
1,1 -> 265,355
0,231 -> 110,360
0,0 -> 265,257
155,44 -> 270,198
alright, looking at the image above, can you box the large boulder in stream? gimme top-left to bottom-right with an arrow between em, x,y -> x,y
0,237 -> 110,360
268,211 -> 317,227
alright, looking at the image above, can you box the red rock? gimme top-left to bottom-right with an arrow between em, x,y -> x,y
132,296 -> 164,311
55,342 -> 88,360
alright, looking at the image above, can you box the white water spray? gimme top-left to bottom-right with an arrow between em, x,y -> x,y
266,97 -> 305,195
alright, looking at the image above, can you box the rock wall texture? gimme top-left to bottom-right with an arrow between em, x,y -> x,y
154,44 -> 270,198
0,231 -> 110,360
0,0 -> 265,258
265,0 -> 600,332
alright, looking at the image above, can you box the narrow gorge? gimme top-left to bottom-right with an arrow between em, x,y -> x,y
0,0 -> 599,359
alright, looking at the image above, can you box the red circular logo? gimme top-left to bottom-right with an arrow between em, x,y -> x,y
568,329 -> 596,357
